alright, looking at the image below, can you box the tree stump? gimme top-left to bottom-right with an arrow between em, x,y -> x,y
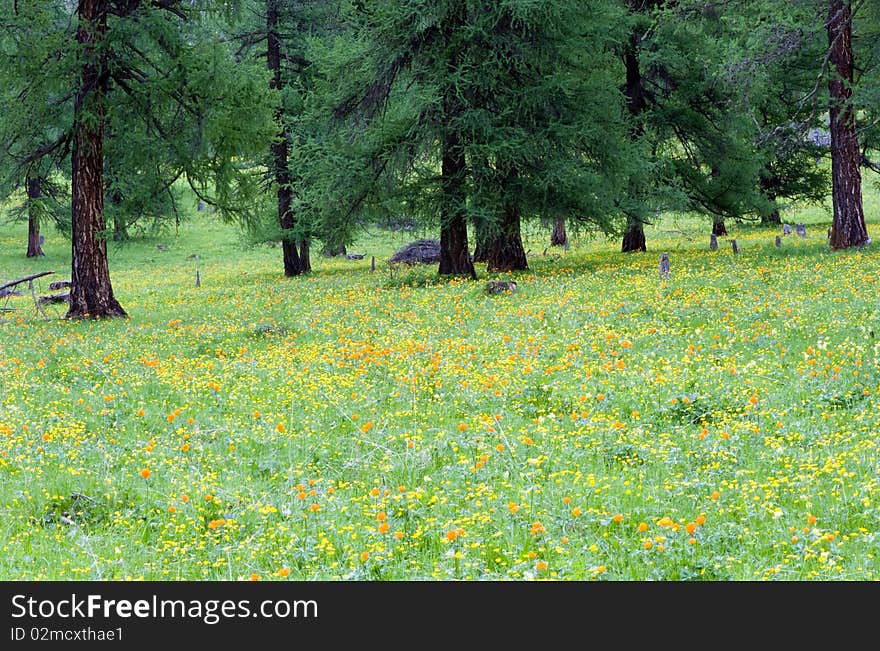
775,236 -> 782,247
485,280 -> 517,294
195,270 -> 201,288
709,233 -> 718,250
731,240 -> 739,254
795,223 -> 806,237
370,256 -> 376,273
783,224 -> 792,236
659,252 -> 670,278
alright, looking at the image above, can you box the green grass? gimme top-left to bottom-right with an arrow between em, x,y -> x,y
1,184 -> 880,580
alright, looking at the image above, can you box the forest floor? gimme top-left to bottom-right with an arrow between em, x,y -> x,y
1,180 -> 879,580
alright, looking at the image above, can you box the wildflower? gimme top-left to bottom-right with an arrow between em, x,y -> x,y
277,567 -> 290,578
611,513 -> 623,523
535,561 -> 548,571
638,522 -> 648,532
140,468 -> 151,479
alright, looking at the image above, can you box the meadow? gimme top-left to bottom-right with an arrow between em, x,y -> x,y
1,188 -> 879,581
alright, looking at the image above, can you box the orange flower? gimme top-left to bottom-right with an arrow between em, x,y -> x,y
181,494 -> 189,503
446,530 -> 458,542
535,561 -> 548,571
378,522 -> 390,534
749,394 -> 758,405
182,443 -> 190,452
595,393 -> 605,401
807,513 -> 817,525
562,496 -> 571,505
643,541 -> 652,550
530,522 -> 546,535
276,423 -> 285,433
376,511 -> 387,522
710,490 -> 719,501
360,552 -> 369,563
166,413 -> 175,423
249,573 -> 259,581
394,531 -> 404,540
277,567 -> 290,578
571,507 -> 582,517
496,444 -> 504,452
688,537 -> 697,545
360,421 -> 374,433
611,513 -> 623,523
695,514 -> 706,526
140,468 -> 151,479
637,522 -> 648,532
136,408 -> 145,417
370,487 -> 380,497
508,502 -> 519,515
168,506 -> 176,514
457,423 -> 468,431
685,522 -> 697,535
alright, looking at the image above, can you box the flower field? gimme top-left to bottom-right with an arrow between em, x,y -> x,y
1,210 -> 879,580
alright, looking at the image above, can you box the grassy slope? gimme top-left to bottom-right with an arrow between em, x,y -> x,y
1,181 -> 879,580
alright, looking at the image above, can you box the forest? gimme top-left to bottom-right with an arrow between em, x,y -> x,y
1,1 -> 879,582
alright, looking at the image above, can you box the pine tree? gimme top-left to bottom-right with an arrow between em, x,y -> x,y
1,1 -> 274,317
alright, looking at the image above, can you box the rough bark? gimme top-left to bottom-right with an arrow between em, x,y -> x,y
759,176 -> 781,225
26,176 -> 44,258
827,1 -> 869,249
622,217 -> 646,252
268,0 -> 308,276
550,217 -> 568,247
486,169 -> 528,272
472,221 -> 490,262
621,26 -> 650,253
712,217 -> 728,236
438,4 -> 475,279
67,0 -> 126,319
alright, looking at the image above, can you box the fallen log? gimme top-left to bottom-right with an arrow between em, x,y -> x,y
38,292 -> 69,306
0,271 -> 54,294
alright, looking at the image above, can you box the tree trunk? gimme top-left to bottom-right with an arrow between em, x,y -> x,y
827,1 -> 869,249
621,25 -> 650,253
438,4 -> 475,279
472,221 -> 490,262
550,216 -> 567,247
26,176 -> 44,258
622,216 -> 646,252
761,207 -> 781,225
712,216 -> 728,236
299,238 -> 311,272
759,174 -> 781,225
487,169 -> 528,272
67,0 -> 126,319
268,0 -> 308,276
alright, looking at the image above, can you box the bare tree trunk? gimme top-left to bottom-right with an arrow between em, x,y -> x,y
712,216 -> 728,236
472,221 -> 490,262
827,1 -> 869,249
621,25 -> 650,253
550,216 -> 567,247
268,0 -> 308,276
67,0 -> 126,319
26,175 -> 44,258
299,238 -> 311,272
759,175 -> 781,225
438,3 -> 475,279
622,216 -> 646,252
487,168 -> 528,272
